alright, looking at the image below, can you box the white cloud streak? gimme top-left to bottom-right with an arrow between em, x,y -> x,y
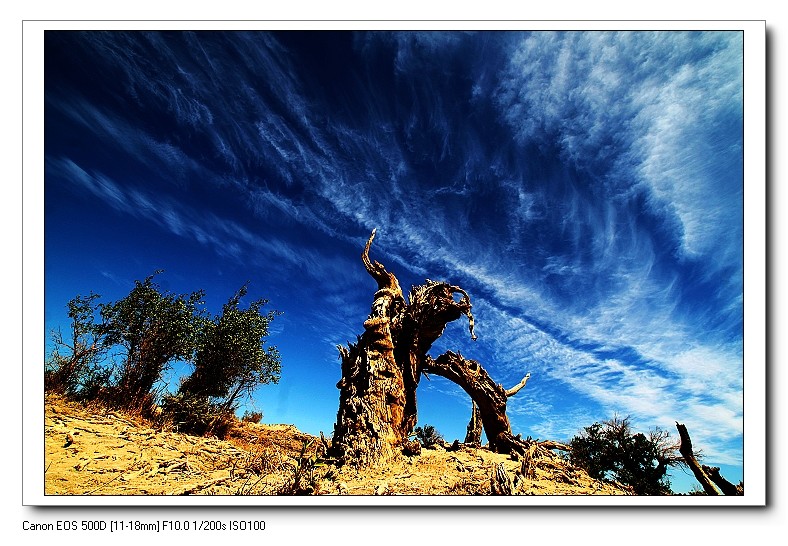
47,30 -> 744,464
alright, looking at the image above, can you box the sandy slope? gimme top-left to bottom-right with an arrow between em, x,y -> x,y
44,394 -> 630,497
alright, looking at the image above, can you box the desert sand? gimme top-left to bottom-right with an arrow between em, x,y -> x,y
44,394 -> 630,497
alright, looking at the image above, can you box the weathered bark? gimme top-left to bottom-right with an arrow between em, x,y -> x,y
490,462 -> 513,495
425,351 -> 532,455
331,229 -> 535,467
331,230 -> 479,466
465,372 -> 530,445
465,401 -> 483,445
675,422 -> 720,495
520,443 -> 538,479
330,231 -> 406,466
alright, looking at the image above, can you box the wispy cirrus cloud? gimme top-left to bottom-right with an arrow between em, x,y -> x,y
45,30 -> 744,466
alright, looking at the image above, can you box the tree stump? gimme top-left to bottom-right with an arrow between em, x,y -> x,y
465,401 -> 483,445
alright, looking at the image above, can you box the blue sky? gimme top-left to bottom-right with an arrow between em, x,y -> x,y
43,30 -> 744,493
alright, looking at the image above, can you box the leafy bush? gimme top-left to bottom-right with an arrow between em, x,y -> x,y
569,415 -> 679,495
413,424 -> 444,448
241,410 -> 263,424
71,362 -> 115,402
160,393 -> 235,439
178,284 -> 281,411
46,273 -> 282,434
98,272 -> 207,409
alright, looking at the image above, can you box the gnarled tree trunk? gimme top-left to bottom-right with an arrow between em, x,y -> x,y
465,372 -> 530,445
330,230 -> 408,466
465,401 -> 483,445
425,351 -> 534,455
330,229 -> 538,467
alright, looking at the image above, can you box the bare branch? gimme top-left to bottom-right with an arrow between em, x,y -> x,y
446,285 -> 477,341
361,229 -> 403,297
505,372 -> 531,397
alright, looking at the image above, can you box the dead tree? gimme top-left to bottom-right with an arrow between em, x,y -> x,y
676,422 -> 719,495
424,352 -> 537,455
330,229 -> 536,467
465,372 -> 530,445
675,421 -> 747,496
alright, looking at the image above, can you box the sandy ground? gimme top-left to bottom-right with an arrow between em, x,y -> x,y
44,394 -> 630,497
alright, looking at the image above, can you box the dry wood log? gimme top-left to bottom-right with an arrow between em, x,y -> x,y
538,440 -> 570,451
490,462 -> 513,495
519,443 -> 538,479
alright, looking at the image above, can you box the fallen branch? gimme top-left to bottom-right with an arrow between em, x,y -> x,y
702,464 -> 742,496
538,440 -> 570,451
86,470 -> 127,494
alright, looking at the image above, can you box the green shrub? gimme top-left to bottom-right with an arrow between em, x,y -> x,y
161,393 -> 235,439
241,410 -> 263,424
569,415 -> 679,495
413,424 -> 444,448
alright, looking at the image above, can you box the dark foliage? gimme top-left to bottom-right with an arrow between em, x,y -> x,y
45,273 -> 282,434
160,392 -> 235,439
569,415 -> 680,495
241,410 -> 264,424
45,293 -> 110,397
413,424 -> 444,448
99,272 -> 207,409
178,284 -> 281,411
